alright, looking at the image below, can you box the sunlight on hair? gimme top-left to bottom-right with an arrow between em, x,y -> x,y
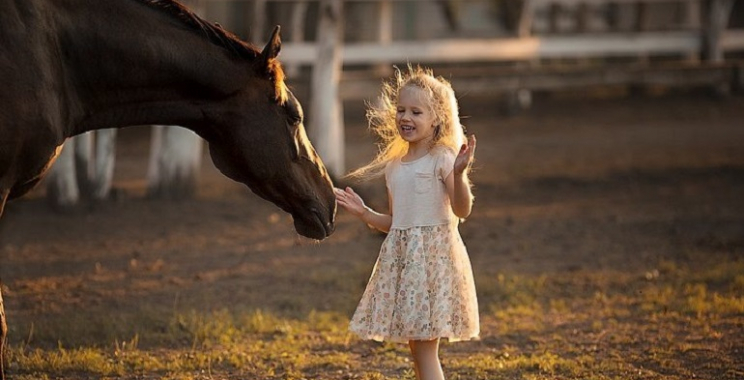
269,60 -> 289,104
347,65 -> 465,181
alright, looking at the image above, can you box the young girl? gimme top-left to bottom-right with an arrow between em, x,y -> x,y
335,66 -> 478,380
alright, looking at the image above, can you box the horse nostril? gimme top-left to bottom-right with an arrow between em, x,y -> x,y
311,207 -> 322,221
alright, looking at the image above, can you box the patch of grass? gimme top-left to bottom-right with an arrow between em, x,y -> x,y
6,256 -> 743,379
445,350 -> 642,380
9,309 -> 360,379
468,256 -> 743,380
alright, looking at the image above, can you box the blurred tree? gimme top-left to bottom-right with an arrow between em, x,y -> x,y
45,137 -> 80,209
146,126 -> 202,200
45,130 -> 116,209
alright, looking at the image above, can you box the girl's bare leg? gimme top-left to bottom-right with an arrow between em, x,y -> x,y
409,340 -> 421,379
409,339 -> 444,380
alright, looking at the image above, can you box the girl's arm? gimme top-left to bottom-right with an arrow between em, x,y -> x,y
334,187 -> 393,233
445,134 -> 477,219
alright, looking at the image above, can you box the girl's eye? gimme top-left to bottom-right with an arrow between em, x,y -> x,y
413,111 -> 422,115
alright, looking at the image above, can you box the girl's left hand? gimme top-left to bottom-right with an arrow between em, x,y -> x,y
454,134 -> 477,175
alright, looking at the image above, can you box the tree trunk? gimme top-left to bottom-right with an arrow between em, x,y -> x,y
92,129 -> 117,200
46,139 -> 80,209
146,126 -> 202,200
309,0 -> 345,179
73,131 -> 94,198
46,130 -> 117,208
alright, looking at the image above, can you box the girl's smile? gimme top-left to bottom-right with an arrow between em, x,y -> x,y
396,86 -> 436,146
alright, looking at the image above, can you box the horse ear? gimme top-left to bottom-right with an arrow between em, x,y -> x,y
261,25 -> 282,62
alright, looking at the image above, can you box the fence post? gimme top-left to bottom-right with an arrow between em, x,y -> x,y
251,0 -> 267,45
374,0 -> 393,77
517,0 -> 534,37
706,0 -> 734,62
706,0 -> 734,95
285,0 -> 308,77
309,0 -> 345,178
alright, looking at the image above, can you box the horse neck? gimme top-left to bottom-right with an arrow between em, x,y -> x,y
59,0 -> 256,137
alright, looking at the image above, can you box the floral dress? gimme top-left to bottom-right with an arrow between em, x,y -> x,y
349,147 -> 479,343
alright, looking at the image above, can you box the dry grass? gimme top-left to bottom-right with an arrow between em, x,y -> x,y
5,256 -> 743,380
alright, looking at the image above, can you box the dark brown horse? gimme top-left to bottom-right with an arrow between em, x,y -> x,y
0,1 -> 336,376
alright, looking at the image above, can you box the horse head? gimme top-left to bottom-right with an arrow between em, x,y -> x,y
206,27 -> 335,240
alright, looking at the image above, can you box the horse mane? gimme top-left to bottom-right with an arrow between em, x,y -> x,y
137,0 -> 259,60
137,0 -> 288,102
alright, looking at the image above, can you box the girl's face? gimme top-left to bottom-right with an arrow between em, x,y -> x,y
396,86 -> 437,146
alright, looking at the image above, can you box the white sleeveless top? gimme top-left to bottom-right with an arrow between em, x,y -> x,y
385,147 -> 457,229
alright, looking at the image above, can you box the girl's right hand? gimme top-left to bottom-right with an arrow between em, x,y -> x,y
334,187 -> 367,218
454,134 -> 477,175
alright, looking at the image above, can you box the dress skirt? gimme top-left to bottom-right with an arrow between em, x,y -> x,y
349,222 -> 479,343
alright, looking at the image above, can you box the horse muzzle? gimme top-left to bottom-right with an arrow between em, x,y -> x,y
292,205 -> 335,240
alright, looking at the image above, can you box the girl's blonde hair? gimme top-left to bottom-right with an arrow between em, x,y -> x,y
349,65 -> 465,180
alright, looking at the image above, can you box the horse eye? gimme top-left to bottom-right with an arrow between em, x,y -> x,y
288,114 -> 302,126
285,105 -> 303,126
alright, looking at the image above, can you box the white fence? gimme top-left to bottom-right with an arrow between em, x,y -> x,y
198,0 -> 743,175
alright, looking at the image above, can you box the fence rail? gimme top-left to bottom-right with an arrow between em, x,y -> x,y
199,0 -> 743,176
280,31 -> 710,65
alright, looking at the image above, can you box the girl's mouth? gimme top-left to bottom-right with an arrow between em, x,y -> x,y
401,125 -> 414,132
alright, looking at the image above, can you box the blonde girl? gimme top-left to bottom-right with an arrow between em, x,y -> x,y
335,66 -> 478,380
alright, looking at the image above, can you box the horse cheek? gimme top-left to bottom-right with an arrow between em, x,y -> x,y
207,144 -> 241,182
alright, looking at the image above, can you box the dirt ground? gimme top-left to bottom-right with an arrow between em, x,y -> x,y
1,90 -> 743,378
